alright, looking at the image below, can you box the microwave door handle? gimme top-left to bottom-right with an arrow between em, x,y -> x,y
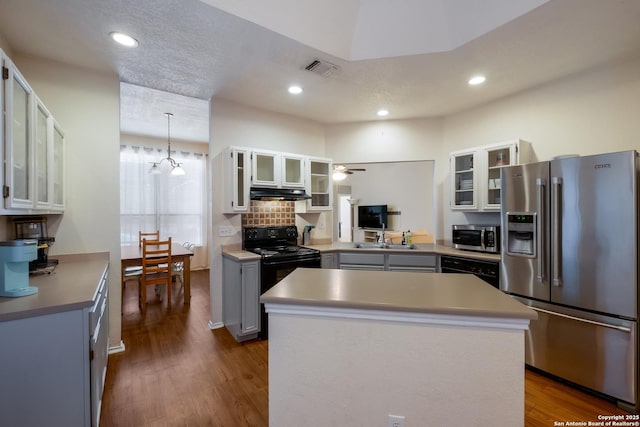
536,179 -> 546,283
551,177 -> 563,287
480,229 -> 486,251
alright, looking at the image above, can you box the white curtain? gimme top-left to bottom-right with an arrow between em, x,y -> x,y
120,145 -> 206,247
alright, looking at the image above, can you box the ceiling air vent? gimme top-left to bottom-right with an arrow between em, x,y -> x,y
304,59 -> 338,78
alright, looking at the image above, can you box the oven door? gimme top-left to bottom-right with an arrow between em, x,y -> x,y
259,255 -> 321,339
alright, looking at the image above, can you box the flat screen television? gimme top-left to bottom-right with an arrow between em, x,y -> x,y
358,205 -> 388,229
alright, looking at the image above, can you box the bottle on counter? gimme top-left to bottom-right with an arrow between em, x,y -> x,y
406,230 -> 412,245
401,232 -> 406,245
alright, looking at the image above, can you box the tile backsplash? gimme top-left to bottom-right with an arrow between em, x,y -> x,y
241,201 -> 295,227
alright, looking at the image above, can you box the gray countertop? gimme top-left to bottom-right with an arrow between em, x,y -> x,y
0,252 -> 109,322
261,267 -> 536,320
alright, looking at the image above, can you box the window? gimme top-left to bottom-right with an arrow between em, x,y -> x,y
120,145 -> 206,245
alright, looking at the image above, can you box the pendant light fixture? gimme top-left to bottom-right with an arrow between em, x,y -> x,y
150,112 -> 186,176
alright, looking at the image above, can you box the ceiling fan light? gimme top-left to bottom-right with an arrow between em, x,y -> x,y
333,170 -> 347,181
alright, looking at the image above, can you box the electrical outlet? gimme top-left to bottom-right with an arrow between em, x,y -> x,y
218,225 -> 236,237
388,414 -> 405,427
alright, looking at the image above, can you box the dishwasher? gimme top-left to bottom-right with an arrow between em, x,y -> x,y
440,255 -> 499,288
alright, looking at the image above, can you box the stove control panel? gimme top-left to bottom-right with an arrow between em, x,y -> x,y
244,226 -> 299,242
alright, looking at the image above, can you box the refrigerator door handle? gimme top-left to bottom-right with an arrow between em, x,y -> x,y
530,307 -> 632,333
536,179 -> 546,283
551,177 -> 563,287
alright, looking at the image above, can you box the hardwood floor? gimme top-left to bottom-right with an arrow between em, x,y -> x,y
101,269 -> 631,426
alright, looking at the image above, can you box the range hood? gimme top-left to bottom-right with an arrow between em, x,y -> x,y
250,187 -> 311,201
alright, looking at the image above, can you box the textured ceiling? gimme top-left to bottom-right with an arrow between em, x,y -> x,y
0,0 -> 639,141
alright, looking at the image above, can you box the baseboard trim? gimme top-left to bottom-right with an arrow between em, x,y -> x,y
208,320 -> 224,330
108,340 -> 126,354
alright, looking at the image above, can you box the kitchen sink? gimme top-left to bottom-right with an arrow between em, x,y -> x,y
353,243 -> 417,250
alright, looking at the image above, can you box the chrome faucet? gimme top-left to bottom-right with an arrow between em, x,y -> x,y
381,223 -> 386,244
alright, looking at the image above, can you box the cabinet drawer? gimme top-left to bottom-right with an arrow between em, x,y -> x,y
339,253 -> 385,266
388,254 -> 436,268
89,270 -> 108,337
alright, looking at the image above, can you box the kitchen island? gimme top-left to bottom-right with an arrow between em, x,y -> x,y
261,268 -> 536,427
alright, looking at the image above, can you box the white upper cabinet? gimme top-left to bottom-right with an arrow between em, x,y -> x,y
251,150 -> 308,189
4,55 -> 34,210
307,158 -> 332,210
51,119 -> 65,210
222,146 -> 250,214
450,148 -> 478,210
1,49 -> 65,214
450,140 -> 532,211
35,96 -> 51,209
251,150 -> 280,187
480,140 -> 532,211
281,153 -> 306,188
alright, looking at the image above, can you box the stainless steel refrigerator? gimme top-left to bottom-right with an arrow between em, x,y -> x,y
500,150 -> 638,412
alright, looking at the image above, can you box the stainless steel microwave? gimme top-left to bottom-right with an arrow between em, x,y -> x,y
452,225 -> 500,253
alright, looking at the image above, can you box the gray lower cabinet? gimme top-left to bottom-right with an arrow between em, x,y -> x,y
321,252 -> 338,269
223,256 -> 261,342
388,254 -> 437,272
90,269 -> 109,426
0,264 -> 109,427
339,252 -> 385,270
339,252 -> 436,272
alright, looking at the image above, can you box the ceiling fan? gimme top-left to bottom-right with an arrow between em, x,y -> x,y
332,164 -> 366,181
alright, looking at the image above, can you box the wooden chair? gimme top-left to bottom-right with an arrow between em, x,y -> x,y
139,237 -> 172,313
139,230 -> 160,246
171,242 -> 195,290
121,230 -> 161,312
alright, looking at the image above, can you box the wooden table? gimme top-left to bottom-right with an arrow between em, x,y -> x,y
121,244 -> 194,305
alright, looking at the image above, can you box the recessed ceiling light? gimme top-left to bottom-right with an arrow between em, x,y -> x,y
377,109 -> 389,117
468,75 -> 486,86
288,85 -> 303,94
109,32 -> 138,48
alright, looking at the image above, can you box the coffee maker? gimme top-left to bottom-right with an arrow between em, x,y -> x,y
13,217 -> 58,271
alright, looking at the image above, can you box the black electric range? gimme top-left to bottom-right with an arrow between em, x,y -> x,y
243,226 -> 321,339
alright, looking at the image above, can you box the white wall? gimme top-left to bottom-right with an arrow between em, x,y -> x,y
208,98 -> 326,327
342,161 -> 435,241
325,118 -> 443,241
13,54 -> 122,347
325,57 -> 640,243
437,56 -> 640,240
0,33 -> 11,55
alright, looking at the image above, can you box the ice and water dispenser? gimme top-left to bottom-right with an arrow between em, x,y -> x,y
506,213 -> 536,257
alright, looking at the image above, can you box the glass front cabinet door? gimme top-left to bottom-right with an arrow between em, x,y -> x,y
4,57 -> 34,210
450,149 -> 478,210
223,147 -> 250,213
481,140 -> 532,211
251,150 -> 280,187
281,153 -> 305,188
307,158 -> 332,210
34,96 -> 51,209
51,119 -> 65,210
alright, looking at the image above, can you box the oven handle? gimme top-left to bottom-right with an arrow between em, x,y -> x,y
261,256 -> 321,267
